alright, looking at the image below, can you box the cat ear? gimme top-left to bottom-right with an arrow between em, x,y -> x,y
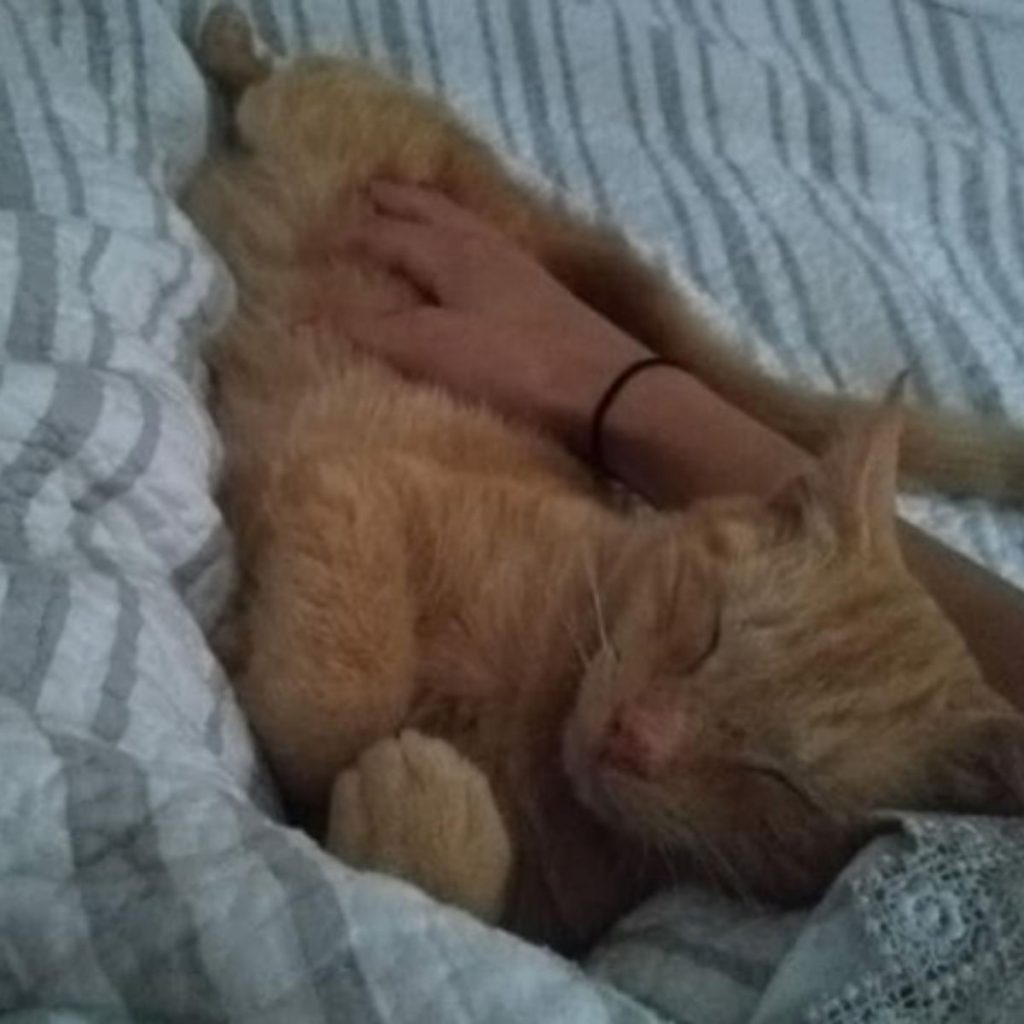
943,711 -> 1024,814
200,6 -> 278,99
774,376 -> 906,556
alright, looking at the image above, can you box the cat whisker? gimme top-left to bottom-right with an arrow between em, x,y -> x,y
651,838 -> 686,891
605,774 -> 738,898
648,796 -> 752,905
561,613 -> 589,670
582,552 -> 616,664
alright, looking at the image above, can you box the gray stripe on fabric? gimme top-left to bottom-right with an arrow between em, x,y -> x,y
202,686 -> 226,756
71,544 -> 141,747
343,0 -> 372,58
610,9 -> 713,295
804,77 -> 835,182
88,310 -> 116,366
90,577 -> 141,744
49,733 -> 228,1022
891,0 -> 937,114
378,0 -> 412,80
971,23 -> 1018,143
9,216 -> 58,361
81,0 -> 117,154
691,23 -> 834,380
80,226 -> 112,291
0,76 -> 35,209
7,5 -> 86,216
474,3 -> 517,148
250,0 -> 286,52
764,62 -> 792,166
789,0 -> 835,70
831,1 -> 868,85
47,0 -> 62,47
416,0 -> 445,92
549,2 -> 612,217
505,1 -> 567,188
1007,171 -> 1024,282
180,0 -> 202,48
649,27 -> 788,359
233,802 -> 381,1022
81,227 -> 118,365
923,4 -> 978,120
141,245 -> 195,341
614,921 -> 774,990
0,570 -> 70,709
82,2 -> 112,95
0,369 -> 105,555
74,380 -> 161,516
791,0 -> 870,193
172,524 -> 227,597
125,0 -> 166,236
290,0 -> 312,51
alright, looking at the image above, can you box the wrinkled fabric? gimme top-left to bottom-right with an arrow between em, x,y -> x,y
1,1 -> 1022,1021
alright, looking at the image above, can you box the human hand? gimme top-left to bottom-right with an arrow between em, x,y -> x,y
342,182 -> 649,448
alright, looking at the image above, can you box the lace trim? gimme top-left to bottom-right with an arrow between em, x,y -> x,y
810,817 -> 1024,1023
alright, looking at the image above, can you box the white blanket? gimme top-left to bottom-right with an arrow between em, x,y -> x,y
1,2 -> 1022,1022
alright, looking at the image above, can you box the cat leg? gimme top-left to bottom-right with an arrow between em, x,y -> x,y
326,730 -> 513,924
235,457 -> 420,815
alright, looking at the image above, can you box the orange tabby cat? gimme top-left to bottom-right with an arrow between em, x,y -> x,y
186,7 -> 1024,952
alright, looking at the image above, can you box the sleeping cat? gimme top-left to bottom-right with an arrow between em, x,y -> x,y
186,6 -> 1024,952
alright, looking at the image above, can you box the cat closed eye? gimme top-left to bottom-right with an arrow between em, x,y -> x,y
684,611 -> 721,673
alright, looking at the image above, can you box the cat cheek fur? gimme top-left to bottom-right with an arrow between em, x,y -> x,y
585,742 -> 872,903
937,713 -> 1024,814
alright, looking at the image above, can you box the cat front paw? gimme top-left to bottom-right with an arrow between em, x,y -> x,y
326,730 -> 512,923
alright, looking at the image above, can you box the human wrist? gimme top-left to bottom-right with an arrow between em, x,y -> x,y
598,367 -> 809,504
594,360 -> 691,478
540,325 -> 650,452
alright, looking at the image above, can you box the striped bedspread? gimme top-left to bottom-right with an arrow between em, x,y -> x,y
1,1 -> 1022,1021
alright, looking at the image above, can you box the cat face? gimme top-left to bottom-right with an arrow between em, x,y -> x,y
564,399 -> 1024,902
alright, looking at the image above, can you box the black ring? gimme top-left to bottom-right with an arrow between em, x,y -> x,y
588,356 -> 674,478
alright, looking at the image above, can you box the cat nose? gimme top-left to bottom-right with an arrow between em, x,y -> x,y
600,708 -> 662,779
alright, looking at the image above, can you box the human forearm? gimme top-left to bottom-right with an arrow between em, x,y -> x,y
597,364 -> 810,505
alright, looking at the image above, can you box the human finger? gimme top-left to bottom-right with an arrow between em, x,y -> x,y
343,305 -> 466,377
369,181 -> 501,240
347,214 -> 463,302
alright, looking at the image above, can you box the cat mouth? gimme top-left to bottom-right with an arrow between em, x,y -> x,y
561,716 -> 632,826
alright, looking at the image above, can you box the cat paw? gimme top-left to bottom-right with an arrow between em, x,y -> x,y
326,730 -> 512,923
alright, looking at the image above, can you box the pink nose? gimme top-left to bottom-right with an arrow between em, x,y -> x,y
600,708 -> 662,778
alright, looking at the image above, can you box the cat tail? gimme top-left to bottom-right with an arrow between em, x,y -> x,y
543,220 -> 1024,503
198,5 -> 277,98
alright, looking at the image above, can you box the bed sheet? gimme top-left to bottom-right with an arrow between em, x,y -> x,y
1,1 -> 1023,1021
